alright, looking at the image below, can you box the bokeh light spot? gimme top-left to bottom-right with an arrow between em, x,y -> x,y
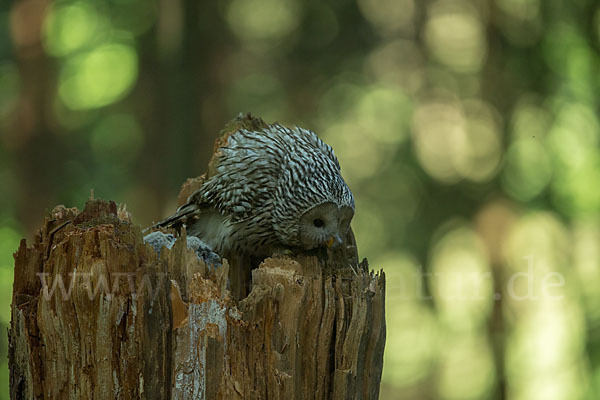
380,252 -> 439,387
52,96 -> 98,131
543,23 -> 595,93
456,100 -> 502,182
367,39 -> 425,93
226,0 -> 300,47
430,224 -> 493,331
413,97 -> 501,184
495,0 -> 541,47
437,334 -> 496,400
413,97 -> 466,184
547,103 -> 599,169
510,96 -> 551,140
506,304 -> 586,400
546,103 -> 600,215
323,121 -> 388,183
425,1 -> 487,73
43,0 -> 106,57
356,86 -> 412,144
496,0 -> 539,20
503,212 -> 569,276
357,0 -> 414,34
58,42 -> 138,110
573,219 -> 600,324
502,138 -> 552,201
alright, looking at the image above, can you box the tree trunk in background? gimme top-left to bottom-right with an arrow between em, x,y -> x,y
9,200 -> 386,399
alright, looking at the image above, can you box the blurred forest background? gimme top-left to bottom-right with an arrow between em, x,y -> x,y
1,0 -> 600,398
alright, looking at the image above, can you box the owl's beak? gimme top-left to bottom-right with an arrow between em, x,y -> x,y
327,234 -> 343,248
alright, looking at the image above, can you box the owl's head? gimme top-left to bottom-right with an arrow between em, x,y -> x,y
268,124 -> 355,250
297,202 -> 354,250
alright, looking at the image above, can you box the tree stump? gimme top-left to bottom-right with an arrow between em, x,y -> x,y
9,199 -> 386,399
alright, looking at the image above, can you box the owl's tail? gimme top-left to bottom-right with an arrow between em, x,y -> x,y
145,202 -> 200,233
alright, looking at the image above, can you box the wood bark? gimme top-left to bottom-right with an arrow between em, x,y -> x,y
9,199 -> 385,399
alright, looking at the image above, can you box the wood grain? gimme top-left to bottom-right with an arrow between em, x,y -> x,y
10,199 -> 385,399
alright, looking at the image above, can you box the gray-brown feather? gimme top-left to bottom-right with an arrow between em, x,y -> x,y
152,122 -> 354,257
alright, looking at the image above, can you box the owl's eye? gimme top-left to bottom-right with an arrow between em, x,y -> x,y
313,218 -> 325,228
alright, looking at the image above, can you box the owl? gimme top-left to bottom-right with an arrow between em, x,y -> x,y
151,114 -> 355,259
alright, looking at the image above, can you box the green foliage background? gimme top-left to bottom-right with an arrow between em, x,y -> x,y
2,0 -> 600,398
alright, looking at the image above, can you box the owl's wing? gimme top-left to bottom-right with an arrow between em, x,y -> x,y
199,129 -> 280,223
149,128 -> 277,232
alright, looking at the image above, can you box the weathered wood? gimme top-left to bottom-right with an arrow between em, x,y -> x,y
10,199 -> 385,399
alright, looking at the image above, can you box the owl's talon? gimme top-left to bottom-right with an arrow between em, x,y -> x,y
143,231 -> 176,257
186,236 -> 223,269
144,231 -> 222,268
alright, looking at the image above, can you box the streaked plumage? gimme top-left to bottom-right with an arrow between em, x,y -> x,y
152,114 -> 355,258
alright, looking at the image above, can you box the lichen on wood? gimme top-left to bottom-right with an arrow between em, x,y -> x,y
10,199 -> 385,399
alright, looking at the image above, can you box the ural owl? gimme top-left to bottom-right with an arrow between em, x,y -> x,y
151,114 -> 354,259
